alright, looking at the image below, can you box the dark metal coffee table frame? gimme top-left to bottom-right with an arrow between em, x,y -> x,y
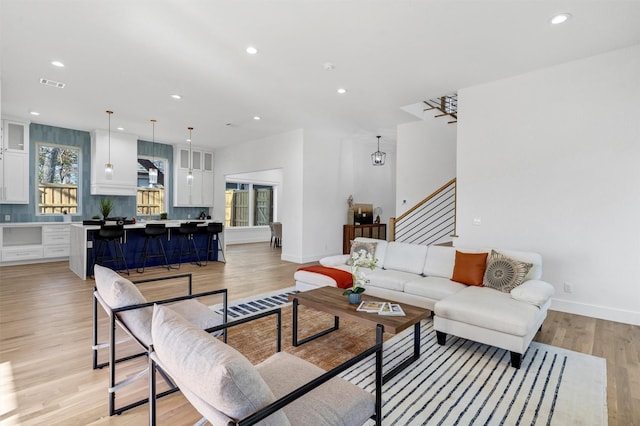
290,287 -> 429,384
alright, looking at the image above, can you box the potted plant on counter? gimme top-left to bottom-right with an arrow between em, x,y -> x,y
99,197 -> 113,220
159,212 -> 168,220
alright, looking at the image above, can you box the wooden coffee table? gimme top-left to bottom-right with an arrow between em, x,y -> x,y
289,286 -> 431,383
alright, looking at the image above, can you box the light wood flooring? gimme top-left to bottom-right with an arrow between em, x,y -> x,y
0,243 -> 638,425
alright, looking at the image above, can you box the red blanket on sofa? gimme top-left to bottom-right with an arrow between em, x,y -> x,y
297,265 -> 353,289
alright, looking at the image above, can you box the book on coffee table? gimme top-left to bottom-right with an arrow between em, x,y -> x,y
357,301 -> 386,313
378,302 -> 406,316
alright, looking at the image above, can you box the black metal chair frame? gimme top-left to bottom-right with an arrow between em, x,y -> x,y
149,309 -> 383,426
92,273 -> 228,416
137,223 -> 171,273
170,222 -> 202,268
90,224 -> 130,276
203,222 -> 226,265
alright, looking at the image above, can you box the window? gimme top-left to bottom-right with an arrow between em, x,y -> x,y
225,182 -> 274,227
137,157 -> 168,217
36,143 -> 80,215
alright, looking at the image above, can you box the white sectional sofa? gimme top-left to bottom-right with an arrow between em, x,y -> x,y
294,237 -> 555,368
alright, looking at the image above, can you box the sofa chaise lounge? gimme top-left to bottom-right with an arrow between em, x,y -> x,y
294,237 -> 555,368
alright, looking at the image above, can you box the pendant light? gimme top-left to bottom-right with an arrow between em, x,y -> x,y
187,127 -> 194,185
105,110 -> 114,179
148,119 -> 158,186
371,135 -> 386,166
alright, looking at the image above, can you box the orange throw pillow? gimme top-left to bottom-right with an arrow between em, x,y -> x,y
451,251 -> 488,286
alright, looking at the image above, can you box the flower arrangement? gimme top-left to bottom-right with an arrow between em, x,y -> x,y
342,249 -> 378,296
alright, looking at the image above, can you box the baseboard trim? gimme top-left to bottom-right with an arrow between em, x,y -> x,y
551,298 -> 640,325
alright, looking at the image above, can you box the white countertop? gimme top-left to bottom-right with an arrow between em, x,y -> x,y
72,219 -> 220,230
0,221 -> 72,227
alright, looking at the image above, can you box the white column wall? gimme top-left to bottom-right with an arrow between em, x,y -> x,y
299,129 -> 396,262
213,129 -> 304,262
213,127 -> 397,264
396,120 -> 457,216
456,45 -> 640,325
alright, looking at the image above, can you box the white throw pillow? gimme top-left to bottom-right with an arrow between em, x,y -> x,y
94,264 -> 153,345
510,279 -> 555,307
320,254 -> 351,267
151,305 -> 289,425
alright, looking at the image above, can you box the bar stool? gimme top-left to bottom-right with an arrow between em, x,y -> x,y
90,224 -> 129,276
204,222 -> 226,265
171,222 -> 202,268
136,223 -> 171,273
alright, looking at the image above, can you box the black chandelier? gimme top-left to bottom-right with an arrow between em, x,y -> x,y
371,135 -> 386,166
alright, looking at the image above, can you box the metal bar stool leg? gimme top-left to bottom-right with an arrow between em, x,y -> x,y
217,236 -> 226,263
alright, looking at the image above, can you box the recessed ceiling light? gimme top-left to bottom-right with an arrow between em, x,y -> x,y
253,116 -> 261,120
170,94 -> 182,100
246,46 -> 258,55
51,60 -> 65,68
550,13 -> 571,25
30,111 -> 40,116
337,88 -> 347,94
117,127 -> 125,131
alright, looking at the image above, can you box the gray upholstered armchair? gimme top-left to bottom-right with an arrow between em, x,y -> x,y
149,304 -> 383,425
92,265 -> 228,416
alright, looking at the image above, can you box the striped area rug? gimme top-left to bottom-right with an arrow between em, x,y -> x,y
343,320 -> 607,426
213,289 -> 607,425
211,287 -> 297,319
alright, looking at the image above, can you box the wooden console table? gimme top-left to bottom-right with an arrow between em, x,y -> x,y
343,224 -> 387,254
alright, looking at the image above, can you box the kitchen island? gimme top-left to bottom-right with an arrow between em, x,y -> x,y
69,220 -> 223,280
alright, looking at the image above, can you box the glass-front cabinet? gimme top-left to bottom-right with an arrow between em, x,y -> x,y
173,145 -> 214,207
0,119 -> 29,204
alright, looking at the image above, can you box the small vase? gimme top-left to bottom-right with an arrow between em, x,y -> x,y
348,293 -> 362,304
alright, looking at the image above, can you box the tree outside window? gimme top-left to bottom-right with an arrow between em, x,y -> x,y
36,143 -> 80,214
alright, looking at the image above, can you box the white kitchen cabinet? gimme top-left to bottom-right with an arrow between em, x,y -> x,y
90,129 -> 138,196
0,223 -> 70,265
43,224 -> 70,258
173,146 -> 214,207
0,119 -> 30,204
202,151 -> 214,206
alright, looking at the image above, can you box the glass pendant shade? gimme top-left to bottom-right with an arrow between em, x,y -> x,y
148,167 -> 158,185
187,127 -> 194,185
149,119 -> 158,185
371,135 -> 386,166
105,162 -> 114,179
105,110 -> 114,179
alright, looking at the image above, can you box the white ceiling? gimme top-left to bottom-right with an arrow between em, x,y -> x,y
2,1 -> 639,149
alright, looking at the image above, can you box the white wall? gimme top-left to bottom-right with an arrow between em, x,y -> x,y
299,129 -> 396,262
213,129 -> 304,261
213,127 -> 397,263
456,45 -> 640,325
396,119 -> 457,216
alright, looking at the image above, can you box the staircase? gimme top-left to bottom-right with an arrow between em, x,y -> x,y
389,178 -> 457,246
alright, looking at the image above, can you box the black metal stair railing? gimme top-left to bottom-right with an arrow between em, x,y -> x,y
423,93 -> 457,124
390,178 -> 456,246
